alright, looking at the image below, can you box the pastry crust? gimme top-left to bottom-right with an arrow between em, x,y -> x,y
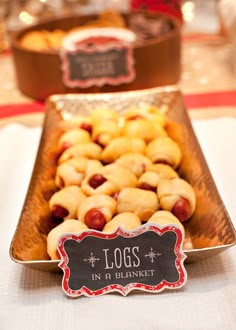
157,178 -> 196,221
101,137 -> 146,163
117,187 -> 159,221
92,120 -> 120,147
148,210 -> 184,230
103,212 -> 142,233
47,219 -> 88,260
58,128 -> 91,153
49,186 -> 86,220
58,142 -> 102,164
146,136 -> 182,169
124,105 -> 167,128
20,31 -> 49,51
81,163 -> 137,196
115,152 -> 152,177
91,107 -> 119,123
78,194 -> 117,225
60,115 -> 92,133
121,118 -> 167,142
55,157 -> 103,188
145,163 -> 179,179
138,171 -> 160,191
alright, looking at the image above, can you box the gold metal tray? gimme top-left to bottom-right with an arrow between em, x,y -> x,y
9,86 -> 236,272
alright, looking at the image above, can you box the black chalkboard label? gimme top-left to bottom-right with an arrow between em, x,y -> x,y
58,224 -> 187,297
61,42 -> 135,88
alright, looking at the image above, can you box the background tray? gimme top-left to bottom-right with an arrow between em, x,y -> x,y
10,86 -> 236,272
11,12 -> 181,100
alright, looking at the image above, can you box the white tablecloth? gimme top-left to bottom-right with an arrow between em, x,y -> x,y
0,118 -> 235,330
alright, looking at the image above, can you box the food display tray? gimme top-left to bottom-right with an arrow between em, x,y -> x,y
10,86 -> 236,272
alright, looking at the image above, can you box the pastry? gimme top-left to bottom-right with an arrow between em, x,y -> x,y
20,10 -> 126,51
78,194 -> 117,230
115,152 -> 152,177
92,120 -> 120,147
81,163 -> 137,196
138,163 -> 179,192
55,157 -> 103,188
49,186 -> 86,220
148,210 -> 184,231
60,115 -> 92,134
101,137 -> 146,163
58,142 -> 102,164
47,219 -> 88,260
121,118 -> 167,142
123,105 -> 167,128
146,136 -> 182,169
20,30 -> 49,51
145,163 -> 179,179
157,178 -> 196,222
137,171 -> 160,192
117,187 -> 159,221
57,128 -> 91,153
103,212 -> 142,233
90,107 -> 119,123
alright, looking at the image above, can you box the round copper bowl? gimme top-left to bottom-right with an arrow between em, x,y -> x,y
11,13 -> 181,101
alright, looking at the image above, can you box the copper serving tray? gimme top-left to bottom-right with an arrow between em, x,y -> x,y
9,87 -> 236,272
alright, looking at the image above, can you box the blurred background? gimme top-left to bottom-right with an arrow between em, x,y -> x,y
1,0 -> 236,107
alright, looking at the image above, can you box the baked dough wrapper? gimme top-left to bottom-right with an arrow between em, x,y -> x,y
55,157 -> 103,188
47,219 -> 88,260
117,187 -> 159,221
157,178 -> 196,222
81,164 -> 137,196
49,186 -> 86,220
121,118 -> 167,142
146,136 -> 182,169
57,128 -> 91,153
101,137 -> 146,163
78,194 -> 117,224
58,142 -> 102,164
115,152 -> 152,177
103,212 -> 142,233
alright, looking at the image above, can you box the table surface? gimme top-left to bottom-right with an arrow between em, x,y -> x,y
0,13 -> 236,330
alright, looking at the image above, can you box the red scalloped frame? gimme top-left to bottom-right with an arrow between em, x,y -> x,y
58,223 -> 187,297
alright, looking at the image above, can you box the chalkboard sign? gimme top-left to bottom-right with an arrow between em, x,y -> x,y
58,224 -> 187,297
61,41 -> 135,88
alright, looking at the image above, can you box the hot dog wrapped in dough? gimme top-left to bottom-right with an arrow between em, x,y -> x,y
124,105 -> 167,128
92,120 -> 120,147
121,118 -> 167,142
90,107 -> 119,123
81,164 -> 137,196
157,178 -> 196,222
103,212 -> 142,233
146,136 -> 182,169
49,186 -> 86,220
57,128 -> 91,154
138,171 -> 160,192
138,164 -> 179,191
47,219 -> 88,260
90,108 -> 120,147
101,137 -> 146,163
145,164 -> 179,179
60,115 -> 92,134
55,157 -> 103,188
147,210 -> 184,231
58,142 -> 102,164
117,187 -> 159,221
115,152 -> 152,177
78,194 -> 117,230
